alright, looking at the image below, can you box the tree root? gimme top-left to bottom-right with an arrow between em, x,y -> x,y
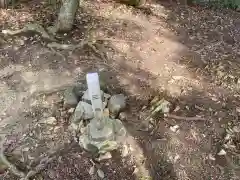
22,141 -> 78,180
2,23 -> 56,41
47,39 -> 94,50
22,157 -> 54,180
0,134 -> 78,179
49,47 -> 66,61
165,114 -> 206,121
0,135 -> 25,178
25,141 -> 78,180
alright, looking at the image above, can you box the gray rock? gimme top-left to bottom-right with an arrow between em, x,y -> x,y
73,83 -> 87,98
79,117 -> 123,154
64,87 -> 79,108
72,101 -> 94,123
82,89 -> 104,104
108,94 -> 126,118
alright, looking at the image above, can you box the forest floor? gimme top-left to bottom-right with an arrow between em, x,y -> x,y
1,0 -> 240,179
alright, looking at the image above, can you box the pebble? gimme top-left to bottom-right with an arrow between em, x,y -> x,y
88,165 -> 96,175
97,169 -> 105,179
64,87 -> 79,108
108,94 -> 126,118
73,84 -> 87,97
97,152 -> 112,161
72,101 -> 94,123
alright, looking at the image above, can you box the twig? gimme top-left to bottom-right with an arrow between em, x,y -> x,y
23,157 -> 54,180
2,23 -> 56,41
96,38 -> 136,43
165,114 -> 206,121
50,47 -> 66,61
0,135 -> 25,178
47,39 -> 89,50
87,43 -> 107,61
22,141 -> 78,180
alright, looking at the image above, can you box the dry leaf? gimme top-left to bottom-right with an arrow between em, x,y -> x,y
97,169 -> 105,179
217,149 -> 226,156
88,165 -> 95,176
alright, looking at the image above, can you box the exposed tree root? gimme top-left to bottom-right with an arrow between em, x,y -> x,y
47,39 -> 90,50
165,114 -> 206,121
22,141 -> 78,180
0,134 -> 78,179
0,135 -> 25,178
2,23 -> 56,41
49,47 -> 66,61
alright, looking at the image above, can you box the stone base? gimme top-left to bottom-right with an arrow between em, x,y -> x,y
79,117 -> 126,154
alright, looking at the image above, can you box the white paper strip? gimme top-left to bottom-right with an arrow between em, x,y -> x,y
86,73 -> 103,119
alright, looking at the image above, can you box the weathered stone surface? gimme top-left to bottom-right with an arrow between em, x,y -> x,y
79,117 -> 126,154
73,83 -> 86,98
82,89 -> 104,104
64,87 -> 78,107
72,101 -> 94,123
108,94 -> 126,118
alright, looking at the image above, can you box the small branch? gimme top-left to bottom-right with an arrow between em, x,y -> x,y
47,39 -> 90,50
2,23 -> 56,41
23,141 -> 78,180
23,157 -> 54,180
49,47 -> 66,61
0,135 -> 25,178
165,114 -> 206,121
87,43 -> 107,61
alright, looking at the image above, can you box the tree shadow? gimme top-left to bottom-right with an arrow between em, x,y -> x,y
1,0 -> 240,180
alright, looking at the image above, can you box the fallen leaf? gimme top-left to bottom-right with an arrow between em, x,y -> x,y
170,125 -> 179,132
88,165 -> 95,176
232,126 -> 240,133
98,152 -> 112,161
68,108 -> 75,113
208,154 -> 216,161
97,169 -> 105,179
236,107 -> 240,113
224,133 -> 231,141
174,106 -> 180,112
217,149 -> 226,156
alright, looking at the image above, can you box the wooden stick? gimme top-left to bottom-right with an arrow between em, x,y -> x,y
0,135 -> 25,178
166,114 -> 206,121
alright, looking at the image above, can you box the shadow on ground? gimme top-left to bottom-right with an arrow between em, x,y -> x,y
1,0 -> 240,180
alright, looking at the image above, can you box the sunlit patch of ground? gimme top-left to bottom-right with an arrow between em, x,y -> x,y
1,0 -> 240,179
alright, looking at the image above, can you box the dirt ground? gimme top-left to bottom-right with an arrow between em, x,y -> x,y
1,0 -> 240,179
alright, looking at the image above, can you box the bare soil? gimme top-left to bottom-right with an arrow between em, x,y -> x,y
1,0 -> 240,180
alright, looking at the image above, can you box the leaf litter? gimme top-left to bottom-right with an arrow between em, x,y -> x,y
1,0 -> 240,180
